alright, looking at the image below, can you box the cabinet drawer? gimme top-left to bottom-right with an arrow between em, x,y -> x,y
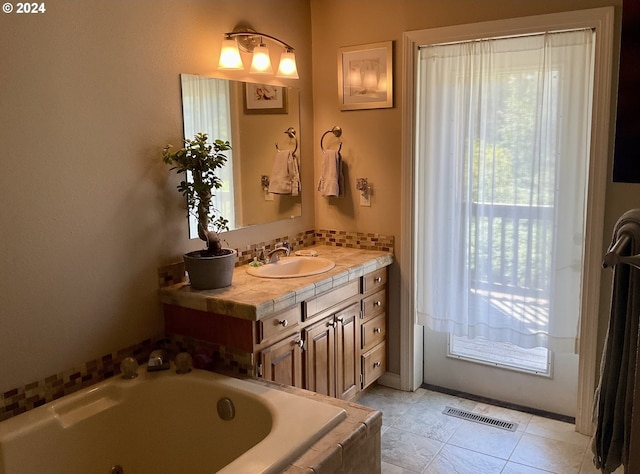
362,268 -> 387,294
362,342 -> 386,389
304,280 -> 359,321
258,305 -> 301,343
361,313 -> 386,353
362,289 -> 386,319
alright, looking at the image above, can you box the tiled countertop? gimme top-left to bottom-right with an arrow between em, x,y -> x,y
159,245 -> 393,321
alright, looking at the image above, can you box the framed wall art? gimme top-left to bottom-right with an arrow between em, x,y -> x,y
337,41 -> 393,111
243,83 -> 288,114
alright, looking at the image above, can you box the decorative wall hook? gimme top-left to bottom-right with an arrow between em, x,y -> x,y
356,178 -> 369,193
357,178 -> 372,206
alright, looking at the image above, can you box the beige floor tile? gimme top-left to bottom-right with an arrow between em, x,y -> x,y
369,384 -> 428,403
501,462 -> 555,473
357,393 -> 416,427
510,432 -> 585,474
423,444 -> 505,474
414,389 -> 478,412
525,415 -> 589,448
447,418 -> 523,459
381,460 -> 420,473
393,404 -> 463,443
360,385 -> 600,474
381,427 -> 443,473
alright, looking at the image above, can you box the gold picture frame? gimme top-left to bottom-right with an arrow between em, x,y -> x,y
338,41 -> 393,111
243,83 -> 288,114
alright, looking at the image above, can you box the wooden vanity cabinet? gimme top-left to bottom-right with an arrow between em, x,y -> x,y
304,302 -> 359,400
359,267 -> 387,390
163,266 -> 388,401
259,332 -> 304,388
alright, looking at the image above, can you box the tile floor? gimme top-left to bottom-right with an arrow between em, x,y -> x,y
357,384 -> 620,474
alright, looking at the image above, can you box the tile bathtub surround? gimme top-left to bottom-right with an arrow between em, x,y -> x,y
245,379 -> 382,474
167,333 -> 254,377
0,337 -> 161,422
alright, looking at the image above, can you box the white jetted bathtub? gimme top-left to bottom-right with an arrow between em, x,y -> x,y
0,366 -> 346,474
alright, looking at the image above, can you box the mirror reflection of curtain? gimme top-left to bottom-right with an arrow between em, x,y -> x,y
414,29 -> 595,352
180,75 -> 236,234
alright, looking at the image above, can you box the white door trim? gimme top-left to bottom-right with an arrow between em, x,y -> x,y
399,7 -> 615,434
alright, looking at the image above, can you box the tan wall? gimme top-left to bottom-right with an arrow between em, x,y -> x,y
310,0 -> 637,374
0,0 -> 314,392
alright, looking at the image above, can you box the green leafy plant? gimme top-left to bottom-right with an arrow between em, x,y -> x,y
162,132 -> 231,256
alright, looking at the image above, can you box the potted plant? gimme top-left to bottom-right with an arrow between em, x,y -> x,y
162,132 -> 237,290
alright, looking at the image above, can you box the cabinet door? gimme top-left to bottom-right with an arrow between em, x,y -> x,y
336,302 -> 359,400
305,317 -> 335,397
260,333 -> 304,388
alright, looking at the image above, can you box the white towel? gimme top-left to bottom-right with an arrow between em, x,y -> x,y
268,150 -> 300,195
317,150 -> 343,197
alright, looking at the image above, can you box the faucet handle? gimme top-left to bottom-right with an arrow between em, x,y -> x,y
275,241 -> 291,254
120,357 -> 139,379
175,352 -> 193,374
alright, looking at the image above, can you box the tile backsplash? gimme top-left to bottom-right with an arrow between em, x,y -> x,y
0,338 -> 159,422
2,228 -> 394,422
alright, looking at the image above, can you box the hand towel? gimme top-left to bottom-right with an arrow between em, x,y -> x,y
268,150 -> 300,195
317,150 -> 343,197
592,208 -> 640,473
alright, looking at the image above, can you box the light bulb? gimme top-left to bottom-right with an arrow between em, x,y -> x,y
250,43 -> 273,74
276,50 -> 299,79
218,38 -> 244,70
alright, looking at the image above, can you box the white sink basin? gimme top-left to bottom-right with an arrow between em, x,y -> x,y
247,257 -> 335,279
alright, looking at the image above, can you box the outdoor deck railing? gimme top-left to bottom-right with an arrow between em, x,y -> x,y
470,202 -> 554,299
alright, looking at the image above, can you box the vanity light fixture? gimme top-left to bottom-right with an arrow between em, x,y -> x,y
218,25 -> 299,79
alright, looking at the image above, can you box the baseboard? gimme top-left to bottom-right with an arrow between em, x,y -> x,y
421,383 -> 575,424
377,372 -> 401,390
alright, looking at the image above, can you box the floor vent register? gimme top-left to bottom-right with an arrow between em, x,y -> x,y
442,406 -> 518,432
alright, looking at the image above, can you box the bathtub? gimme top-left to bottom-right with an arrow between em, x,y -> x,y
0,366 -> 346,474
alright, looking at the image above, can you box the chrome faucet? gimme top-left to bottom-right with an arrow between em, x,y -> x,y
147,349 -> 170,371
265,242 -> 290,263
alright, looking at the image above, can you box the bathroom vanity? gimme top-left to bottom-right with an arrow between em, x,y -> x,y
159,245 -> 392,401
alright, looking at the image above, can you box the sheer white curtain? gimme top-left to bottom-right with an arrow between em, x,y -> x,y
415,30 -> 594,352
180,74 -> 236,233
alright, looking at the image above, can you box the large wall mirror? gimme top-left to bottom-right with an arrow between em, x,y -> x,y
180,74 -> 301,234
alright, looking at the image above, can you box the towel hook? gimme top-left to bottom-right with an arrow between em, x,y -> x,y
320,126 -> 342,154
275,127 -> 298,155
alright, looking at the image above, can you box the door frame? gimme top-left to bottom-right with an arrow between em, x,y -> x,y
399,7 -> 615,434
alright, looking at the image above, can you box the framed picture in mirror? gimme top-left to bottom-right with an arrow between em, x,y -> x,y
243,83 -> 288,114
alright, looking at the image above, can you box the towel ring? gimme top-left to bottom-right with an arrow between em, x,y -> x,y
320,126 -> 342,154
275,127 -> 298,155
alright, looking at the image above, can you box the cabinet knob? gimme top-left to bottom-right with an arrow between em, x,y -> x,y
295,339 -> 304,349
374,277 -> 382,283
278,319 -> 288,327
336,316 -> 344,323
373,327 -> 381,334
373,361 -> 382,368
374,300 -> 382,307
327,320 -> 337,328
